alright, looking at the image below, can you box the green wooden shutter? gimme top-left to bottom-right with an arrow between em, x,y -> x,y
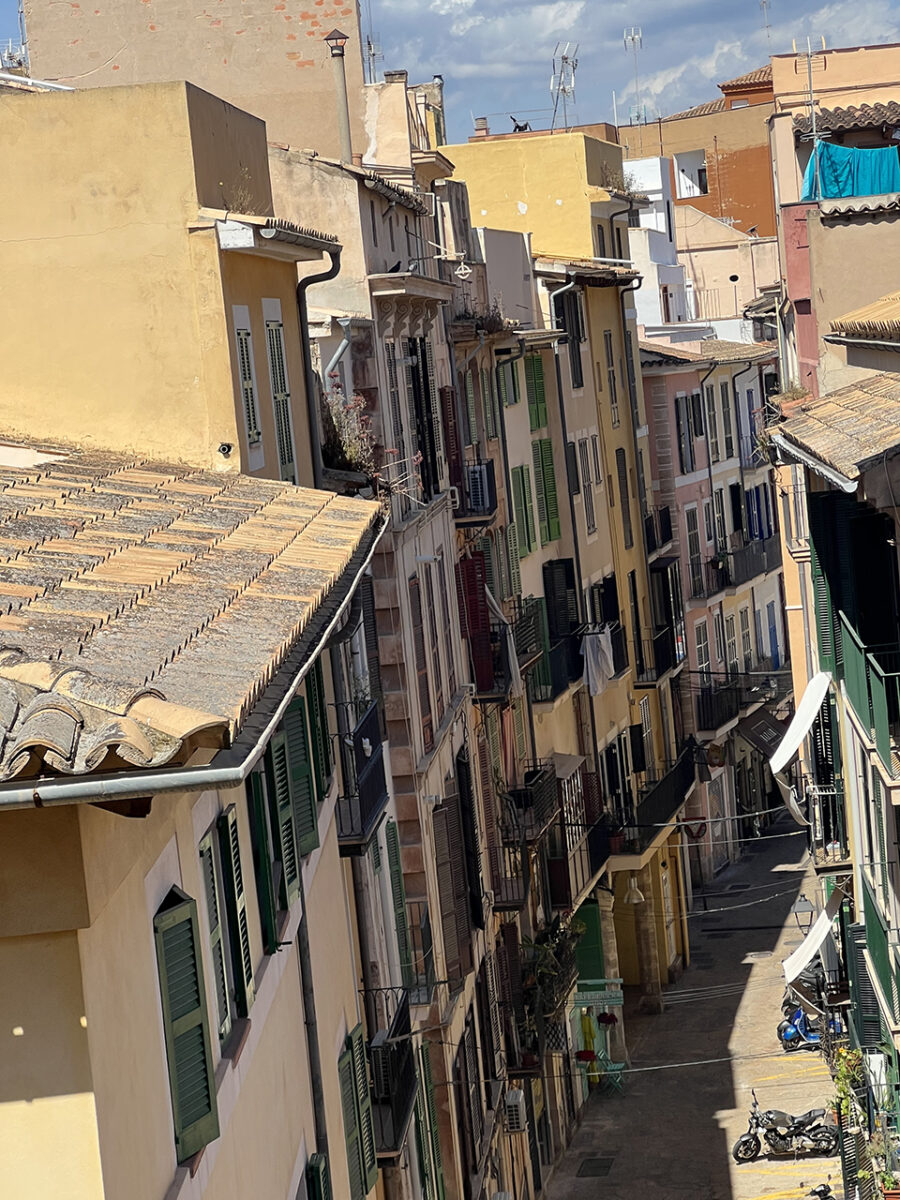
511,468 -> 527,559
266,732 -> 300,907
481,367 -> 495,439
421,1043 -> 445,1200
306,659 -> 332,804
464,370 -> 477,446
306,1154 -> 333,1200
496,528 -> 510,600
873,776 -> 888,901
497,363 -> 509,407
199,833 -> 231,1043
339,1044 -> 365,1200
522,465 -> 536,552
350,1024 -> 378,1192
247,770 -> 278,954
154,887 -> 220,1162
284,697 -> 319,857
386,819 -> 414,988
531,441 -> 549,546
514,699 -> 527,763
414,1093 -> 435,1200
217,805 -> 254,1016
540,438 -> 560,542
526,355 -> 547,430
506,525 -> 522,595
510,359 -> 520,404
809,541 -> 835,673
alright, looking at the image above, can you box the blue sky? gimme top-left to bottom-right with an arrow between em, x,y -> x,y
5,0 -> 899,143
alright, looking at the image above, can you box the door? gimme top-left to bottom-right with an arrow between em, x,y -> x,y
661,865 -> 678,965
767,601 -> 780,669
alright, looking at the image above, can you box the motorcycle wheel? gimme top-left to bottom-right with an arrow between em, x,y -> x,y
811,1128 -> 839,1156
778,1025 -> 801,1052
732,1134 -> 761,1163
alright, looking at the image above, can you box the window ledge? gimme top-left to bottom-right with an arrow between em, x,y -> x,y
223,1017 -> 252,1067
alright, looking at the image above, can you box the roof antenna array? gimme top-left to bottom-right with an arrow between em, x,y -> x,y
624,27 -> 644,152
760,0 -> 772,47
550,42 -> 578,133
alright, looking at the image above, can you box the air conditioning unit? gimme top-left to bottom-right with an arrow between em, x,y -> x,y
505,1088 -> 527,1133
466,463 -> 489,511
370,1031 -> 392,1101
449,485 -> 461,510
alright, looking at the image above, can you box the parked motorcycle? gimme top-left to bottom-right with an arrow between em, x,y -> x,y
732,1090 -> 839,1162
777,1006 -> 844,1052
781,956 -> 827,1018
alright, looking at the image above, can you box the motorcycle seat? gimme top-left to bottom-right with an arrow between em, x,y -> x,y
793,1109 -> 825,1127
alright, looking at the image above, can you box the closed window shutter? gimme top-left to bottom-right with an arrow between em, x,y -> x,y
615,447 -> 633,549
414,1092 -> 435,1200
513,698 -> 527,763
481,367 -> 495,439
402,338 -> 421,467
306,659 -> 332,804
423,563 -> 444,722
463,1014 -> 483,1152
475,536 -> 496,597
578,438 -> 595,533
478,732 -> 501,896
497,363 -> 509,407
421,1043 -> 445,1200
339,1044 -> 365,1200
496,529 -> 510,600
456,747 -> 485,929
266,732 -> 300,906
541,438 -> 561,541
284,698 -> 319,857
531,441 -> 549,545
236,329 -> 261,444
199,833 -> 231,1043
485,952 -> 504,1077
217,805 -> 254,1016
247,770 -> 278,954
505,524 -> 522,595
265,320 -> 296,482
386,820 -> 414,988
153,887 -> 220,1162
439,384 -> 463,493
436,556 -> 457,697
433,803 -> 462,986
849,922 -> 881,1050
511,468 -> 527,558
810,542 -> 835,672
349,1023 -> 378,1192
409,574 -> 434,750
464,370 -> 477,445
359,575 -> 383,709
566,440 -> 580,495
525,354 -> 547,430
543,558 -> 578,641
456,554 -> 490,636
522,465 -> 536,552
424,339 -> 445,481
306,1154 -> 333,1200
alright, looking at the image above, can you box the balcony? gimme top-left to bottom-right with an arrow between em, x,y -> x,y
726,538 -> 766,587
619,746 -> 695,854
362,988 -> 418,1161
530,634 -> 583,703
838,611 -> 900,779
762,534 -> 782,574
522,926 -> 581,1018
502,760 -> 559,842
739,434 -> 765,469
547,812 -> 612,910
511,596 -> 544,667
634,625 -> 678,685
809,783 -> 851,872
402,901 -> 435,1006
644,505 -> 674,555
609,621 -> 629,675
690,556 -> 729,599
470,621 -> 512,700
491,841 -> 529,912
337,702 -> 389,855
454,458 -> 497,525
696,676 -> 742,732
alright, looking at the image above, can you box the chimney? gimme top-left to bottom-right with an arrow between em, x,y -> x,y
473,117 -> 490,138
384,69 -> 408,86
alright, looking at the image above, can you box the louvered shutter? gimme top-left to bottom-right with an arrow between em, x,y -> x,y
464,370 -> 477,445
386,819 -> 414,988
873,776 -> 888,900
456,554 -> 492,692
217,806 -> 254,1016
414,1092 -> 435,1200
448,787 -> 473,974
153,887 -> 219,1162
402,337 -> 421,466
478,732 -> 502,894
434,797 -> 473,986
615,447 -> 633,549
266,732 -> 300,906
439,384 -> 464,493
284,697 -> 319,857
522,466 -> 536,552
809,541 -> 836,673
306,659 -> 332,805
513,699 -> 527,764
359,575 -> 383,709
497,529 -> 511,600
457,747 -> 485,928
497,362 -> 509,407
306,1154 -> 333,1200
541,438 -> 561,541
423,563 -> 444,722
236,328 -> 261,444
265,320 -> 296,483
199,833 -> 231,1043
543,559 -> 578,641
475,536 -> 496,598
247,770 -> 278,954
485,951 -> 504,1077
350,1024 -> 378,1192
424,339 -> 445,482
531,441 -> 549,546
339,1045 -> 365,1200
511,467 -> 527,558
421,1043 -> 445,1200
409,575 -> 434,751
526,354 -> 547,428
506,525 -> 522,595
464,1014 -> 483,1151
566,440 -> 581,495
481,367 -> 495,439
849,923 -> 881,1050
628,722 -> 647,774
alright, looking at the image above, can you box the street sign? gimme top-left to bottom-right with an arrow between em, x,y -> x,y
573,979 -> 624,1007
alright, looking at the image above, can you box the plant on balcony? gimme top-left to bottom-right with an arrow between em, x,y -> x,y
453,298 -> 512,335
832,1047 -> 865,1117
321,384 -> 376,477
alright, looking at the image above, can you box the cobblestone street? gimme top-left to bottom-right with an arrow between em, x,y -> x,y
549,824 -> 842,1200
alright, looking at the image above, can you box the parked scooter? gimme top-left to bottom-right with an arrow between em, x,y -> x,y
732,1090 -> 839,1162
806,1186 -> 834,1199
781,956 -> 827,1018
777,1006 -> 844,1052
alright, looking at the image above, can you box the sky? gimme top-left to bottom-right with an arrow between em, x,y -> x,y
3,0 -> 899,143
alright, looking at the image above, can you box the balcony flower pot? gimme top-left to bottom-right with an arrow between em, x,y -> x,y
609,833 -> 625,853
575,1049 -> 597,1063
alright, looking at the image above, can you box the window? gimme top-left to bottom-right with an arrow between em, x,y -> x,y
590,434 -> 602,483
695,619 -> 711,679
596,224 -> 607,258
384,340 -> 409,516
369,198 -> 378,247
628,206 -> 641,228
511,464 -> 537,556
498,358 -> 520,406
714,488 -> 726,547
234,321 -> 261,451
578,438 -> 596,533
615,447 -> 632,549
338,1024 -> 378,1200
740,606 -> 752,670
639,695 -> 653,769
660,285 -> 672,324
199,808 -> 254,1047
532,438 -> 561,544
713,609 -> 725,664
726,613 -> 738,675
705,384 -> 720,464
405,215 -> 413,258
264,304 -> 296,483
388,213 -> 395,252
720,381 -> 734,458
525,354 -> 547,430
437,551 -> 458,696
603,330 -> 619,426
615,224 -> 625,260
556,290 -> 585,389
676,395 -> 694,474
434,790 -> 473,986
153,887 -> 220,1162
703,499 -> 714,544
409,573 -> 434,752
481,366 -> 495,439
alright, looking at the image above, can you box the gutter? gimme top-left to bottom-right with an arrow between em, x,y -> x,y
297,248 -> 343,489
824,333 -> 900,352
0,70 -> 73,91
769,432 -> 858,494
0,511 -> 390,812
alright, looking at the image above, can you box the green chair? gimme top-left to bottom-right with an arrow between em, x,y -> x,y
595,1047 -> 626,1095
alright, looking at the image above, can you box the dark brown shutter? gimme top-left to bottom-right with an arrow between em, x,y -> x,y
433,788 -> 472,987
456,553 -> 492,692
477,734 -> 501,895
439,384 -> 464,493
543,558 -> 579,641
409,574 -> 433,751
456,746 -> 484,929
629,722 -> 647,773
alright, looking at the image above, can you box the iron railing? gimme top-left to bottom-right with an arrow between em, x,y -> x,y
455,458 -> 497,523
337,702 -> 389,854
491,841 -> 529,911
530,633 -> 582,702
696,676 -> 742,731
502,760 -> 559,842
634,625 -> 677,683
470,622 -> 512,698
809,783 -> 851,870
547,813 -> 612,909
362,988 -> 418,1159
644,504 -> 674,554
623,746 -> 695,852
511,596 -> 543,663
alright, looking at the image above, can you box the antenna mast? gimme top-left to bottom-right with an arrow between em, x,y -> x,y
624,27 -> 643,152
760,0 -> 772,47
793,35 -> 827,198
550,42 -> 579,133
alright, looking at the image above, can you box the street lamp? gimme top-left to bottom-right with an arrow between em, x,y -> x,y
323,29 -> 353,163
324,28 -> 349,55
624,876 -> 645,905
790,893 -> 815,934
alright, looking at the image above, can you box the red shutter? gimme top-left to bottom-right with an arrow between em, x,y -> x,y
455,553 -> 493,692
440,384 -> 464,493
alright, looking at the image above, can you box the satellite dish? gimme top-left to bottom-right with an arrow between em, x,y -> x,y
455,262 -> 473,280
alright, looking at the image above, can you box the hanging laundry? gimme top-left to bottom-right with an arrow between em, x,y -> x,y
801,140 -> 900,201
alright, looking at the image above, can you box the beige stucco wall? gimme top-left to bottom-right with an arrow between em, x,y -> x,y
772,43 -> 900,115
676,206 -> 779,319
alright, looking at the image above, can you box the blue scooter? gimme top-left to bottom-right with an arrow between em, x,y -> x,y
777,1006 -> 843,1052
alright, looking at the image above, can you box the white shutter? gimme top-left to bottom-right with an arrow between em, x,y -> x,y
265,317 -> 296,484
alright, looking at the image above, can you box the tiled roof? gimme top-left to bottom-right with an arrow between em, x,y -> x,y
639,340 -> 710,366
793,101 -> 900,135
820,193 -> 900,219
664,98 -> 726,121
533,254 -> 639,282
697,338 -> 777,362
0,447 -> 380,782
719,65 -> 772,91
776,373 -> 900,481
830,290 -> 900,341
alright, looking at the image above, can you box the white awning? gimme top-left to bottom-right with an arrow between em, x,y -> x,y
782,887 -> 844,983
769,671 -> 832,775
775,774 -> 810,826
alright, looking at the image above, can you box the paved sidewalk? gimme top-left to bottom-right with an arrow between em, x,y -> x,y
548,825 -> 842,1200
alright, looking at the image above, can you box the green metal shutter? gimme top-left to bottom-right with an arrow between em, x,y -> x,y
306,659 -> 332,805
350,1024 -> 378,1192
414,1092 -> 435,1200
498,363 -> 509,407
153,887 -> 220,1162
522,465 -> 536,552
217,805 -> 254,1016
511,467 -> 526,556
506,524 -> 522,595
306,1153 -> 333,1200
496,528 -> 510,600
386,819 -> 414,988
531,442 -> 549,546
810,541 -> 836,673
284,697 -> 319,857
339,1044 -> 365,1200
540,438 -> 561,541
481,367 -> 495,440
199,833 -> 231,1044
464,370 -> 477,446
420,1042 -> 445,1200
526,354 -> 547,430
873,776 -> 889,901
266,731 -> 300,907
247,770 -> 278,954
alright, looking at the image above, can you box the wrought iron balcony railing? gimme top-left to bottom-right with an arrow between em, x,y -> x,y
337,702 -> 388,855
502,760 -> 559,843
362,988 -> 418,1160
454,458 -> 497,524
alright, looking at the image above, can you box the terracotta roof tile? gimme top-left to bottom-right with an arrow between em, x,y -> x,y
695,338 -> 777,362
664,98 -> 726,121
793,101 -> 900,135
718,64 -> 772,91
0,445 -> 381,782
830,290 -> 900,341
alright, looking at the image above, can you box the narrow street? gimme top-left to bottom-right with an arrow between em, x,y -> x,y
550,824 -> 841,1200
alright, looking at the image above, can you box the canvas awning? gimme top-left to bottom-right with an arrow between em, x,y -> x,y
769,672 -> 831,775
782,887 -> 845,983
775,774 -> 810,826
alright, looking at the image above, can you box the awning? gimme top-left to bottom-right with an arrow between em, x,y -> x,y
737,710 -> 789,757
769,671 -> 831,775
775,774 -> 810,826
782,886 -> 845,983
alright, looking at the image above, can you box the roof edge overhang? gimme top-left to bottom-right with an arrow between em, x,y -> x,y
770,431 -> 858,493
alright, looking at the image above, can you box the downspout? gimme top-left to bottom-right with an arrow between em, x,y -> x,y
730,359 -> 755,504
698,362 -> 718,552
297,865 -> 330,1171
323,316 -> 354,390
495,336 -> 527,508
297,248 -> 343,489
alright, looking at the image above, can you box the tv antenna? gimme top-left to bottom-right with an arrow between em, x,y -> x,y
793,36 -> 828,198
760,0 -> 772,46
624,27 -> 643,151
364,33 -> 383,84
550,42 -> 578,132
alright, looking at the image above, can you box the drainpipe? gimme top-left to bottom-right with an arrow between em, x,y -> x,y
323,316 -> 354,391
297,866 -> 331,1171
698,362 -> 718,552
0,70 -> 72,91
494,335 -> 527,508
297,249 -> 343,489
730,359 -> 755,505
